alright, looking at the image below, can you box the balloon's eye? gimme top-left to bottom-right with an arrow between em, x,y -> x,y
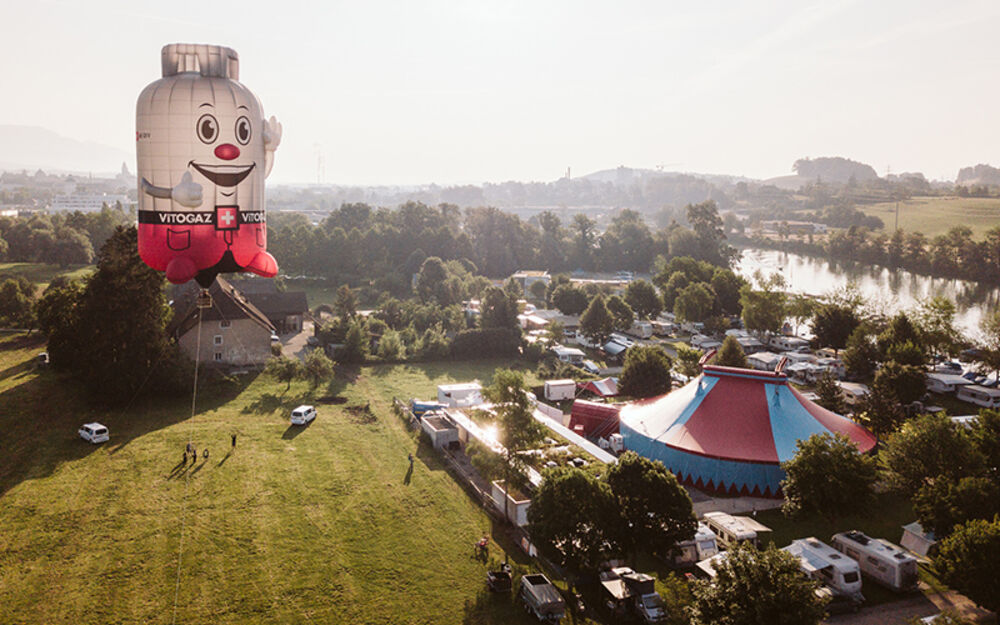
235,116 -> 251,145
197,114 -> 219,144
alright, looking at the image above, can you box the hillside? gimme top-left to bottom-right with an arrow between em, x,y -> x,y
0,125 -> 131,175
859,196 -> 1000,237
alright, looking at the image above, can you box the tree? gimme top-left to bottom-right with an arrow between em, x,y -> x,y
811,303 -> 860,354
338,319 -> 369,363
685,200 -> 735,267
674,283 -> 714,324
580,296 -> 614,345
914,476 -> 1000,539
856,377 -> 906,436
625,279 -> 662,320
417,256 -> 455,306
660,272 -> 690,312
45,226 -> 185,403
333,284 -> 358,320
550,284 -> 589,316
880,413 -> 986,496
484,369 -> 545,523
35,278 -> 84,364
873,360 -> 925,405
814,370 -> 844,413
878,312 -> 923,358
303,348 -> 335,387
528,467 -> 620,582
935,518 -> 1000,613
785,294 -> 816,336
712,335 -> 748,368
264,355 -> 305,391
886,340 -> 925,367
606,295 -> 634,332
914,295 -> 961,359
0,276 -> 36,328
740,272 -> 787,337
689,542 -> 827,625
480,286 -> 519,330
842,326 -> 879,380
674,343 -> 703,378
619,345 -> 673,398
710,268 -> 744,316
606,452 -> 696,561
781,433 -> 877,519
978,310 -> 1000,382
968,409 -> 1000,482
528,279 -> 547,302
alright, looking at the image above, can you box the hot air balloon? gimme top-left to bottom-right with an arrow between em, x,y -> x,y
136,43 -> 280,288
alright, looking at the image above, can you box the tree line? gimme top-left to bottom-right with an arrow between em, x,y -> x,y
0,203 -> 133,267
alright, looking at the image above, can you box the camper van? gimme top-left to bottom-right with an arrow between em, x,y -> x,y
670,522 -> 719,566
628,321 -> 654,339
783,538 -> 863,599
956,384 -> 1000,408
703,512 -> 771,548
831,531 -> 919,592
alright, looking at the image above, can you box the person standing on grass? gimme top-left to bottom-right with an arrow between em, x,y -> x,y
408,453 -> 414,467
231,433 -> 237,449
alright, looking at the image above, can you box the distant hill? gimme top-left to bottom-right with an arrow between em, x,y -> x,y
0,125 -> 131,175
956,164 -> 1000,186
792,157 -> 879,183
577,166 -> 750,187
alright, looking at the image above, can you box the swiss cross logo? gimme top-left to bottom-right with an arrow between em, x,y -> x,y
216,206 -> 239,230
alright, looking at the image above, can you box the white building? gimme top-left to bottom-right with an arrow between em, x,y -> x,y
437,382 -> 484,408
544,379 -> 576,401
837,382 -> 870,408
50,193 -> 132,212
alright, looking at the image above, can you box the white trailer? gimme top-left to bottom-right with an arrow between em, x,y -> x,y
703,512 -> 771,548
627,321 -> 654,339
956,384 -> 1000,408
783,538 -> 863,599
544,379 -> 576,401
831,531 -> 919,592
670,522 -> 719,566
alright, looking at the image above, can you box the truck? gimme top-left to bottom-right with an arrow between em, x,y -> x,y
519,573 -> 566,622
599,567 -> 666,624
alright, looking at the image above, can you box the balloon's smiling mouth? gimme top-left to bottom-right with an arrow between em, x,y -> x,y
189,161 -> 255,187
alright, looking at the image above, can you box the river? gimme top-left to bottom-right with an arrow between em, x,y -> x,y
734,248 -> 1000,339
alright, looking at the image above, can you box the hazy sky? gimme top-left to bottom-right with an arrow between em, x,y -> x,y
2,0 -> 998,185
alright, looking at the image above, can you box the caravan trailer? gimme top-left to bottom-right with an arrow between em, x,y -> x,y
831,531 -> 919,592
703,512 -> 771,548
783,538 -> 863,599
956,384 -> 1000,408
670,522 -> 719,566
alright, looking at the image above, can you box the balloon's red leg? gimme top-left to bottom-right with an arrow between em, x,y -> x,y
165,256 -> 199,284
244,251 -> 278,278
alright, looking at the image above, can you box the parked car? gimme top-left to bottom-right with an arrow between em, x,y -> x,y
78,422 -> 109,444
582,360 -> 601,375
290,405 -> 317,425
270,334 -> 281,343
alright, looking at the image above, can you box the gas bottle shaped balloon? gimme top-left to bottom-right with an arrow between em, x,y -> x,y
136,43 -> 280,287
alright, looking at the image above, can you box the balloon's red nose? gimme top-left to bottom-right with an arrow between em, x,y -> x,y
215,144 -> 240,160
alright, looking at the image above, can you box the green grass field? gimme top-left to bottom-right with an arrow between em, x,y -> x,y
0,337 -> 554,625
0,262 -> 94,293
859,196 -> 1000,238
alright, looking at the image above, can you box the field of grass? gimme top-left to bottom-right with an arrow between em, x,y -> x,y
859,196 -> 1000,238
0,262 -> 94,293
0,337 -> 556,625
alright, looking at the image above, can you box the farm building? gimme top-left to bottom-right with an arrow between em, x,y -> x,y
437,382 -> 484,408
619,365 -> 878,497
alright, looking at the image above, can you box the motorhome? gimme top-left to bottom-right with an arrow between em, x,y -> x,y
628,320 -> 654,339
783,538 -> 863,599
703,512 -> 771,548
768,335 -> 811,352
831,531 -> 919,592
956,384 -> 1000,408
670,522 -> 719,566
925,372 -> 972,395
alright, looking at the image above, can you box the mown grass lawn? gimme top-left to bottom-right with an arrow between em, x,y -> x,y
858,196 -> 1000,238
0,262 -> 94,293
0,336 -> 554,625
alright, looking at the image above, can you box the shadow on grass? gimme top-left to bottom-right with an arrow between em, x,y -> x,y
0,363 -> 259,496
460,586 -> 535,625
414,436 -> 446,472
403,463 -> 413,485
0,332 -> 45,352
217,450 -> 232,467
0,360 -> 35,381
282,420 -> 312,440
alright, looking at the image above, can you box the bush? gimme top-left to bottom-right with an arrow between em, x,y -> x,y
451,328 -> 521,359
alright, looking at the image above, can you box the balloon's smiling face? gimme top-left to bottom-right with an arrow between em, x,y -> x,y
136,74 -> 265,211
188,103 -> 257,192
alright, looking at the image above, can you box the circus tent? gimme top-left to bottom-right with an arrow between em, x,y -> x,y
619,365 -> 877,497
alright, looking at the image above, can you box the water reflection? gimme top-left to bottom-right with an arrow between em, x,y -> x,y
735,248 -> 1000,337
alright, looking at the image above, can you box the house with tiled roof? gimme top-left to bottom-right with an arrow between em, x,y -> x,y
169,277 -> 275,366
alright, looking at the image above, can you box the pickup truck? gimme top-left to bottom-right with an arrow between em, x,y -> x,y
519,573 -> 566,622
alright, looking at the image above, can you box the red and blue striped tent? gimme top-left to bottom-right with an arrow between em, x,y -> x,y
619,365 -> 877,497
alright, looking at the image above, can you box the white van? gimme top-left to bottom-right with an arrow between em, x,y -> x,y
290,405 -> 317,425
78,422 -> 109,444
